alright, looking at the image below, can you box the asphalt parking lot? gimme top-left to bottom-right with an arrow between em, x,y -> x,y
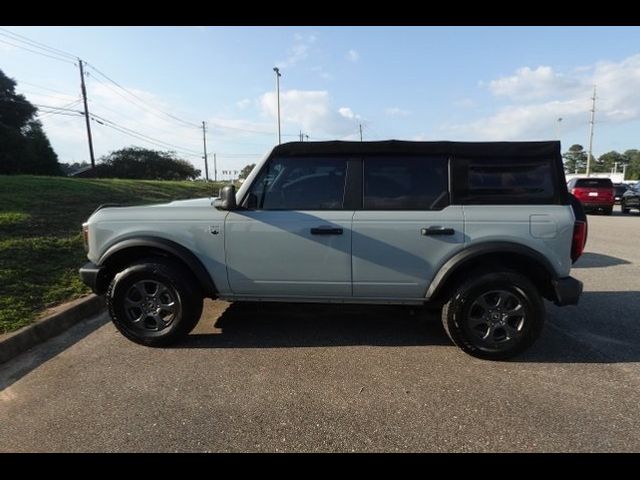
1,209 -> 639,452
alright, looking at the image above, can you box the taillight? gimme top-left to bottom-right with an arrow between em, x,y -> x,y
570,188 -> 576,195
571,220 -> 587,263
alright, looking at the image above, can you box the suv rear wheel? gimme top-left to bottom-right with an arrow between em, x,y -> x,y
621,200 -> 630,214
441,270 -> 544,360
106,257 -> 203,347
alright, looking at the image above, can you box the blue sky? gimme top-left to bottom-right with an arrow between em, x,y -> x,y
2,26 -> 640,177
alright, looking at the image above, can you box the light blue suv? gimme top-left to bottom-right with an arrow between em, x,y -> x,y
80,141 -> 585,359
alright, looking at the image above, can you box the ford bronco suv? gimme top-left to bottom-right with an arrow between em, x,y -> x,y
79,141 -> 585,360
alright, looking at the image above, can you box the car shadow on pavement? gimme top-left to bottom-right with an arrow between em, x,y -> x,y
181,291 -> 640,364
572,252 -> 631,268
517,291 -> 640,364
179,302 -> 451,349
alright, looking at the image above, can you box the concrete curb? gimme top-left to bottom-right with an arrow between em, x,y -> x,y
0,294 -> 106,364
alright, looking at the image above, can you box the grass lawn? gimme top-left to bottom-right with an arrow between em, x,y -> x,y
0,175 -> 227,334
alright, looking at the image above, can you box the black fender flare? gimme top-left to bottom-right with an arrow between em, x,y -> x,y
425,241 -> 558,300
98,236 -> 216,297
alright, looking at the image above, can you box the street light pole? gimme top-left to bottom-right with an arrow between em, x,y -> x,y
273,67 -> 282,145
586,85 -> 596,177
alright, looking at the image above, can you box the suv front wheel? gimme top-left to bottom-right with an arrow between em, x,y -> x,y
106,257 -> 203,347
441,271 -> 544,360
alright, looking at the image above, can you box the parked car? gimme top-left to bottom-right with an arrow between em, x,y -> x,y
613,183 -> 629,204
567,177 -> 615,215
79,140 -> 584,360
621,182 -> 640,214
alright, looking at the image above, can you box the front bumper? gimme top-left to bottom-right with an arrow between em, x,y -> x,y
552,276 -> 583,306
79,262 -> 110,295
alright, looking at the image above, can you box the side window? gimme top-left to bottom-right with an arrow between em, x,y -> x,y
244,156 -> 348,210
363,156 -> 449,210
453,157 -> 557,204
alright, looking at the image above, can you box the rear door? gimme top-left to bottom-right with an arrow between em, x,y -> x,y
351,155 -> 464,299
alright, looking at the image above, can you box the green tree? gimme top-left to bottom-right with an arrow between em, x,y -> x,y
623,149 -> 640,180
0,68 -> 61,175
562,144 -> 588,174
593,151 -> 627,174
239,163 -> 256,180
23,120 -> 61,175
95,147 -> 201,180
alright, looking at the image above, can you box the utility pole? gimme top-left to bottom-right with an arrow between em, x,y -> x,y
586,85 -> 596,177
78,59 -> 95,169
202,121 -> 209,182
359,123 -> 363,142
273,67 -> 282,144
299,130 -> 303,142
213,153 -> 217,182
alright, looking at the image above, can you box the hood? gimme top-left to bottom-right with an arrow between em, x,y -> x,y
164,197 -> 215,207
88,196 -> 223,223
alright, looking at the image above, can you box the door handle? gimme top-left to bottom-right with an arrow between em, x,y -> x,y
310,227 -> 344,235
421,226 -> 455,236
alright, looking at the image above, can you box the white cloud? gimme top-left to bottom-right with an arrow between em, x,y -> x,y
338,107 -> 356,119
236,98 -> 251,109
277,33 -> 317,69
346,49 -> 360,62
487,65 -> 579,100
446,53 -> 640,141
260,89 -> 360,137
385,107 -> 411,117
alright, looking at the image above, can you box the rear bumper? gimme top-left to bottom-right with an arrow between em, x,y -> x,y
581,201 -> 614,209
552,276 -> 583,306
79,262 -> 110,295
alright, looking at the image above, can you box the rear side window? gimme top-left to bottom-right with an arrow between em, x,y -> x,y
363,156 -> 449,210
453,157 -> 558,204
244,156 -> 347,210
575,178 -> 613,188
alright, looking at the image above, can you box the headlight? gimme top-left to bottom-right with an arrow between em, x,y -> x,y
82,223 -> 89,252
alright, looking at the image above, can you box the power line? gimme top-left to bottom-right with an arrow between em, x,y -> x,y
89,112 -> 201,156
91,119 -> 200,158
85,62 -> 200,129
0,38 -> 76,65
37,100 -> 83,119
86,71 -> 206,135
33,103 -> 83,113
0,28 -> 77,60
17,89 -> 79,101
87,98 -> 203,142
13,79 -> 78,97
37,111 -> 83,119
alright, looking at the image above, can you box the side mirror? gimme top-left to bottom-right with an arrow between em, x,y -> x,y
214,184 -> 237,210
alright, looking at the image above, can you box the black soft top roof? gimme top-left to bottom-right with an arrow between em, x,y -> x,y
272,140 -> 561,159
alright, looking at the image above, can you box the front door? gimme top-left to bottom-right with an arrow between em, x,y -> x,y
225,155 -> 353,297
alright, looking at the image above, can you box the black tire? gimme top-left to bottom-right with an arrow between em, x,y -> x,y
106,257 -> 203,347
441,270 -> 545,360
604,207 -> 613,216
621,201 -> 630,214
